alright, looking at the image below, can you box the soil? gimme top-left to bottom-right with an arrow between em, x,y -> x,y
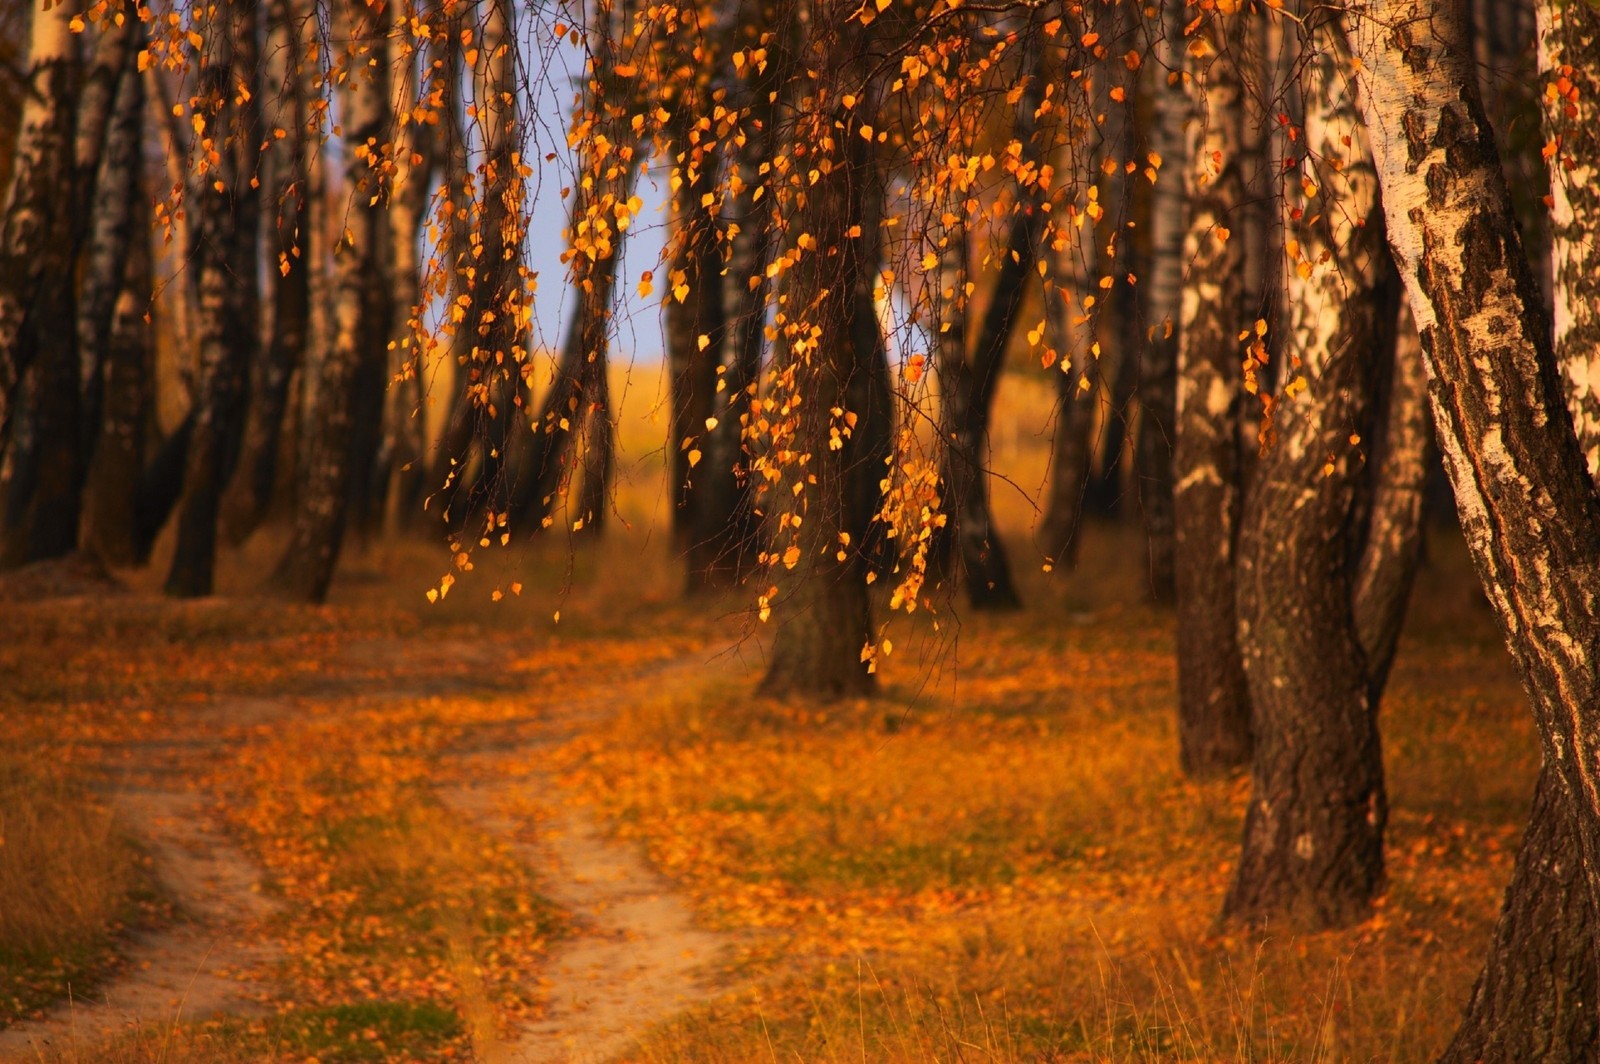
1,635 -> 746,1064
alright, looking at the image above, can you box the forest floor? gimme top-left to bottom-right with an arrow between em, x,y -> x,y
0,371 -> 1544,1063
0,512 -> 1539,1064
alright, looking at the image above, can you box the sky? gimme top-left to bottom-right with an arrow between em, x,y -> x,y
512,15 -> 670,367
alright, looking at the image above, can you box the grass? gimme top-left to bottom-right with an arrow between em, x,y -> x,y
26,1002 -> 462,1063
0,366 -> 1546,1061
545,520 -> 1531,1062
0,760 -> 147,1027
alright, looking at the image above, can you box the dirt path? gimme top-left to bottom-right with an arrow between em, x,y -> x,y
444,770 -> 734,1064
440,653 -> 746,1064
0,784 -> 278,1061
3,637 -> 745,1063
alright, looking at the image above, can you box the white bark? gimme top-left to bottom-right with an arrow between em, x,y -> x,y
0,1 -> 77,442
1538,0 -> 1600,482
1347,0 -> 1600,911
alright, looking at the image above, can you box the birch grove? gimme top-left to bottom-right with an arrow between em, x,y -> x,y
1,0 -> 1600,1053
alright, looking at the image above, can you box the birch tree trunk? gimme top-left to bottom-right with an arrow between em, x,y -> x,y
1347,0 -> 1600,1003
1173,7 -> 1251,775
939,205 -> 1033,611
1040,242 -> 1098,572
0,0 -> 80,568
166,0 -> 261,596
76,36 -> 143,458
1545,0 -> 1600,478
508,0 -> 635,533
761,0 -> 874,699
1440,769 -> 1598,1063
83,192 -> 153,566
1039,24 -> 1113,569
1352,305 -> 1432,701
930,170 -> 970,582
447,0 -> 526,528
935,50 -> 1045,610
1226,17 -> 1394,927
510,162 -> 637,532
223,0 -> 314,542
273,3 -> 390,602
843,139 -> 894,580
1087,43 -> 1141,520
372,0 -> 443,530
687,0 -> 788,586
1437,0 -> 1600,1056
1134,0 -> 1187,604
80,49 -> 149,565
666,107 -> 725,545
426,45 -> 478,518
74,12 -> 139,442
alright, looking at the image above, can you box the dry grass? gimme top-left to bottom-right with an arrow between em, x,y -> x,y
549,521 -> 1529,1063
0,760 -> 141,1024
0,361 -> 1542,1062
23,1026 -> 264,1064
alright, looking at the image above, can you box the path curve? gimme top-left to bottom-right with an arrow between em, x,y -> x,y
0,785 -> 278,1061
440,652 -> 747,1064
3,636 -> 746,1064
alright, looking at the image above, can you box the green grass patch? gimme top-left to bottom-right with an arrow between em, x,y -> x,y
268,1001 -> 463,1062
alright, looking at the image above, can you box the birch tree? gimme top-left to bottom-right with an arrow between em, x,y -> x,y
930,41 -> 1042,611
1546,0 -> 1600,476
760,0 -> 877,698
507,0 -> 640,534
665,102 -> 726,552
80,42 -> 149,565
223,0 -> 316,542
1226,15 -> 1395,927
356,0 -> 441,535
165,0 -> 261,596
1039,12 -> 1118,571
1345,9 -> 1600,1063
1133,0 -> 1187,603
1172,5 -> 1251,775
275,0 -> 391,601
1437,0 -> 1600,1054
0,0 -> 80,568
686,0 -> 789,587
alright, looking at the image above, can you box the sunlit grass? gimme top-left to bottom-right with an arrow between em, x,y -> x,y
0,360 -> 1541,1061
0,760 -> 144,1025
549,525 -> 1526,1063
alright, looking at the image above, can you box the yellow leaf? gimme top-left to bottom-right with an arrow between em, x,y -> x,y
688,448 -> 702,468
782,545 -> 801,569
